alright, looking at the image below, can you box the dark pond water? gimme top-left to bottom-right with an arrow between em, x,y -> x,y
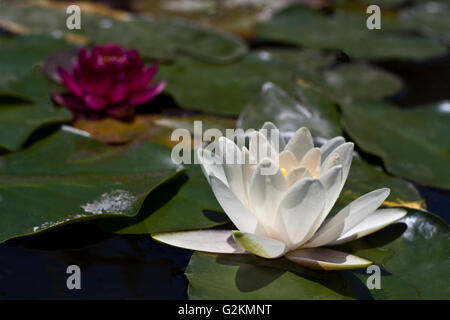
1,0 -> 449,300
0,224 -> 192,299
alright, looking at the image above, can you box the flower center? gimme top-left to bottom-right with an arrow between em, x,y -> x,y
101,55 -> 126,64
281,167 -> 287,176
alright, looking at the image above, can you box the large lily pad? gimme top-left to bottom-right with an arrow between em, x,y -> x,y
256,5 -> 446,60
76,113 -> 235,234
185,210 -> 449,299
0,102 -> 71,152
99,165 -> 229,235
399,2 -> 450,43
0,34 -> 71,103
339,210 -> 450,299
0,35 -> 74,152
158,50 -> 327,116
0,128 -> 179,243
337,157 -> 425,212
323,64 -> 403,101
0,3 -> 247,63
73,114 -> 235,146
341,99 -> 450,190
186,252 -> 354,299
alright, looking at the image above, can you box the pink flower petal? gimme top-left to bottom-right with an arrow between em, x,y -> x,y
57,67 -> 83,97
126,49 -> 143,70
129,81 -> 167,106
84,94 -> 108,110
52,92 -> 89,113
108,81 -> 128,104
102,44 -> 124,56
139,64 -> 158,88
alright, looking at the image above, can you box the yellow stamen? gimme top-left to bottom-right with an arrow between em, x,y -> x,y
281,168 -> 287,176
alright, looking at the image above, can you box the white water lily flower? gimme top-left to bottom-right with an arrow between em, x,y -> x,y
154,123 -> 407,270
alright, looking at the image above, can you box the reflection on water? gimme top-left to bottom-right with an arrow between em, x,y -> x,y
0,222 -> 191,299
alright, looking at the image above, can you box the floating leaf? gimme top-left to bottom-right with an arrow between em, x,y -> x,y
323,63 -> 403,101
158,50 -> 320,116
0,102 -> 71,152
73,114 -> 235,146
0,34 -> 72,103
0,128 -> 179,243
339,210 -> 450,299
185,210 -> 449,299
257,48 -> 335,73
337,157 -> 426,212
186,252 -> 354,299
257,5 -> 446,60
341,99 -> 450,190
99,165 -> 229,234
0,3 -> 247,63
399,2 -> 450,43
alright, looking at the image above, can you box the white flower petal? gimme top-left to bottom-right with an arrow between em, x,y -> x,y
261,121 -> 285,152
197,148 -> 227,186
329,208 -> 407,245
304,165 -> 344,241
277,178 -> 326,248
249,158 -> 288,227
242,146 -> 256,196
278,150 -> 299,173
209,175 -> 266,235
305,188 -> 390,248
286,248 -> 372,270
249,131 -> 278,163
233,231 -> 287,259
217,136 -> 247,206
320,136 -> 345,164
323,142 -> 354,190
153,230 -> 246,254
318,165 -> 344,217
284,127 -> 314,162
286,166 -> 311,186
299,147 -> 321,178
321,152 -> 340,173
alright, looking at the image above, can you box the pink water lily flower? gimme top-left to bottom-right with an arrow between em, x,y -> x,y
52,44 -> 166,119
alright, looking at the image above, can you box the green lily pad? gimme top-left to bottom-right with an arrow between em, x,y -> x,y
0,128 -> 179,243
323,63 -> 403,101
158,50 -> 325,116
0,102 -> 71,152
0,3 -> 247,63
99,165 -> 229,234
185,210 -> 449,299
337,157 -> 425,212
359,0 -> 406,7
256,5 -> 446,60
257,48 -> 335,73
339,210 -> 450,299
399,2 -> 450,42
341,99 -> 450,190
237,82 -> 342,140
0,34 -> 71,103
186,252 -> 354,299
